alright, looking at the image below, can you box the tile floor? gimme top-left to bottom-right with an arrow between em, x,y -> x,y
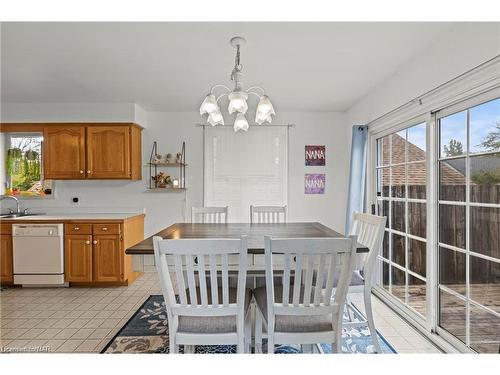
0,272 -> 441,354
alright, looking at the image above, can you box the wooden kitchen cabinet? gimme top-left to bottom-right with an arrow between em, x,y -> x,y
0,226 -> 13,284
65,234 -> 93,282
86,126 -> 131,179
43,125 -> 86,179
0,214 -> 144,286
41,123 -> 142,180
93,234 -> 122,282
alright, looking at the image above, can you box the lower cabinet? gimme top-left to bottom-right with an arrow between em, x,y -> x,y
65,235 -> 93,282
65,223 -> 124,284
93,234 -> 122,282
0,234 -> 13,284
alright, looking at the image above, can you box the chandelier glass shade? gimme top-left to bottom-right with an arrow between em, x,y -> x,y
199,36 -> 275,132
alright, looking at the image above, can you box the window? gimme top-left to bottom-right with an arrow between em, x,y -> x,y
437,97 -> 500,353
204,126 -> 288,222
376,122 -> 428,318
1,133 -> 53,198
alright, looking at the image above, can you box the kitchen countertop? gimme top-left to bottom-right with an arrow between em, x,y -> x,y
0,213 -> 145,222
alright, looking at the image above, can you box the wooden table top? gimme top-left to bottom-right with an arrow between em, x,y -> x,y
126,222 -> 369,254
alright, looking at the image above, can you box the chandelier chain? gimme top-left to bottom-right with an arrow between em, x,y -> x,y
231,44 -> 242,82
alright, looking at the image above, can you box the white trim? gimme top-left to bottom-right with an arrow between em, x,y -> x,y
368,56 -> 500,133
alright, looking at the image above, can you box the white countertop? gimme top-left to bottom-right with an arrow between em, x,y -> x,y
2,213 -> 144,221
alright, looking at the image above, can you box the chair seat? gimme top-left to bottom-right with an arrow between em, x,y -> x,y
178,287 -> 252,334
253,285 -> 334,333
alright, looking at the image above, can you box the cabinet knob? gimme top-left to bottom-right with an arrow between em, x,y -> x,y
85,240 -> 90,245
93,240 -> 98,245
79,170 -> 84,174
101,227 -> 108,231
74,227 -> 80,231
87,170 -> 92,174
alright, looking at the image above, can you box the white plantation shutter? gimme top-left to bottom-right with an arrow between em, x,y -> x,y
204,126 -> 288,222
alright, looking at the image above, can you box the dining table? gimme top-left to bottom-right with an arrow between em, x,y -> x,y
126,222 -> 369,256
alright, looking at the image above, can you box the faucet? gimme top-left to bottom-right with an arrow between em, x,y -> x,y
0,195 -> 20,215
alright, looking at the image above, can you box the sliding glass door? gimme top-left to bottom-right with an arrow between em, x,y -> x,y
371,95 -> 499,353
437,97 -> 500,353
375,122 -> 428,320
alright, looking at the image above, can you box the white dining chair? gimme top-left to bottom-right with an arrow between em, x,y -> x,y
191,206 -> 228,223
253,235 -> 358,353
345,212 -> 386,353
153,236 -> 252,353
250,205 -> 287,223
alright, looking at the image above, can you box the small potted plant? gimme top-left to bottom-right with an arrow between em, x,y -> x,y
152,172 -> 172,188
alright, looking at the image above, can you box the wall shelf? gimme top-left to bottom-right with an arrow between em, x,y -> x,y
144,188 -> 187,193
148,141 -> 186,190
145,162 -> 188,167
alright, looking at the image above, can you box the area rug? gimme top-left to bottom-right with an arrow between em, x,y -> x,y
102,295 -> 396,354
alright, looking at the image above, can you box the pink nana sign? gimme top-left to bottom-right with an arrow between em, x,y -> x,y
305,145 -> 326,166
305,173 -> 325,194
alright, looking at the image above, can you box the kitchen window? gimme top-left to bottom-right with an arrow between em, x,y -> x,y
1,132 -> 53,198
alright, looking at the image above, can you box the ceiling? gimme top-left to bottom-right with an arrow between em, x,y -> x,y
1,22 -> 455,112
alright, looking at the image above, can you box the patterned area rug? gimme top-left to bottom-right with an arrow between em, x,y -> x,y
102,295 -> 396,354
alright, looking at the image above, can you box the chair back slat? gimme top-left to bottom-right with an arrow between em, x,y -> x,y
323,253 -> 337,306
209,253 -> 219,306
185,255 -> 198,307
302,255 -> 315,306
192,206 -> 228,224
153,236 -> 247,316
292,254 -> 303,306
313,254 -> 326,305
282,255 -> 291,306
174,255 -> 188,306
250,205 -> 287,224
221,253 -> 229,307
197,254 -> 208,307
265,235 -> 357,325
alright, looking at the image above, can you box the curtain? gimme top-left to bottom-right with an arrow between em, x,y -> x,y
345,125 -> 368,235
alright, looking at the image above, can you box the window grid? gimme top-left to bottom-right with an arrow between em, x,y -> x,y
376,123 -> 428,319
437,98 -> 500,352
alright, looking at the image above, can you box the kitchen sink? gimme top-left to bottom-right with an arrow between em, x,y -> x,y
0,213 -> 43,219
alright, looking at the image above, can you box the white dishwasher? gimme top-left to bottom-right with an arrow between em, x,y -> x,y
12,223 -> 66,286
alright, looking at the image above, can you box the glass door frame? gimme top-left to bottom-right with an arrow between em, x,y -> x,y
367,87 -> 500,353
368,113 -> 434,333
433,89 -> 500,352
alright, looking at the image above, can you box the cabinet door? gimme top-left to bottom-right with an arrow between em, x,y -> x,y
65,235 -> 93,282
93,235 -> 123,282
44,126 -> 86,179
86,126 -> 131,179
0,235 -> 13,284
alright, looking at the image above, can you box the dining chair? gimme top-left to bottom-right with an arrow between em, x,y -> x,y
253,235 -> 358,353
153,236 -> 252,353
345,212 -> 386,353
250,205 -> 287,223
191,206 -> 228,223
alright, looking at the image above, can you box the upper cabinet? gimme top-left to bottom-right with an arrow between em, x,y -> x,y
44,125 -> 86,179
43,123 -> 142,180
87,126 -> 130,179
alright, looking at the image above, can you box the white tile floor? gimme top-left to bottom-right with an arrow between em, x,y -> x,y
0,272 -> 441,354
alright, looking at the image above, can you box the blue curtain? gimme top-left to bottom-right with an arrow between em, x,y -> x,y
345,125 -> 368,235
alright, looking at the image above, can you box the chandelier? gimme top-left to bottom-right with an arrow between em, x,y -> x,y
199,36 -> 276,132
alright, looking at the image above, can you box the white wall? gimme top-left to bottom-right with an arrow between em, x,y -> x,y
347,23 -> 500,126
1,105 -> 349,238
